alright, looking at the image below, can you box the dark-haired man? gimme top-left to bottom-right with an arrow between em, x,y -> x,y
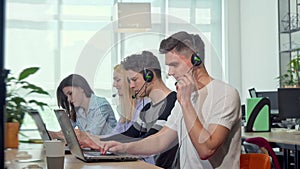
77,51 -> 178,169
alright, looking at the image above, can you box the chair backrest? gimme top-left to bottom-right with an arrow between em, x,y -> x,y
240,153 -> 271,169
245,137 -> 281,169
243,141 -> 262,153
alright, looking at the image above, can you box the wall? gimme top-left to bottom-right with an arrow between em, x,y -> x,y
226,0 -> 279,104
223,0 -> 242,98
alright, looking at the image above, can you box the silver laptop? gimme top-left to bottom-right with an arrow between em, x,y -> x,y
54,109 -> 139,162
28,110 -> 71,154
28,110 -> 52,141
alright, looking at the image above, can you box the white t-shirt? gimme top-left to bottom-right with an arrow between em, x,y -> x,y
166,79 -> 241,169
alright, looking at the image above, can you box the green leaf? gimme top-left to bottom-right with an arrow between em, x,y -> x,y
18,67 -> 39,81
28,100 -> 48,110
6,77 -> 16,83
5,67 -> 50,124
10,96 -> 27,105
29,89 -> 50,95
22,83 -> 42,90
22,83 -> 50,96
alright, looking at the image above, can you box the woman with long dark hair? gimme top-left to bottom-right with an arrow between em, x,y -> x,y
55,74 -> 116,135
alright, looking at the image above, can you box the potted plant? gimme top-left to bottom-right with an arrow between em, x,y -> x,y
277,54 -> 300,87
5,67 -> 50,148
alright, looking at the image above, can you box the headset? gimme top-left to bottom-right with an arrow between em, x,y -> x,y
190,34 -> 202,67
132,61 -> 154,99
142,68 -> 154,83
174,35 -> 202,87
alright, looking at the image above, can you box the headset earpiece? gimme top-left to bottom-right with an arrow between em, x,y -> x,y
133,69 -> 153,99
143,69 -> 154,82
191,53 -> 202,67
190,34 -> 202,67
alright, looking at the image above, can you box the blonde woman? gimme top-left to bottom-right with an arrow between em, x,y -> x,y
112,64 -> 149,134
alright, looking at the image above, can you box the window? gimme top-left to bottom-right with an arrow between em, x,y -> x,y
5,0 -> 222,132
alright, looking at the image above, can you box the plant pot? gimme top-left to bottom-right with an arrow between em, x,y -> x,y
5,122 -> 19,148
283,85 -> 300,88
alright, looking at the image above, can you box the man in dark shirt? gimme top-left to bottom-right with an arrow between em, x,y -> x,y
77,51 -> 178,169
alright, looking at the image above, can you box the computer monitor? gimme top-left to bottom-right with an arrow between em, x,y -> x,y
256,91 -> 278,114
278,88 -> 300,120
248,88 -> 258,98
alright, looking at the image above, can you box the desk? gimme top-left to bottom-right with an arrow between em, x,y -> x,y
5,143 -> 162,169
242,128 -> 300,169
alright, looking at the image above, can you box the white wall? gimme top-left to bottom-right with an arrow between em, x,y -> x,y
226,0 -> 279,104
240,0 -> 279,103
223,0 -> 242,97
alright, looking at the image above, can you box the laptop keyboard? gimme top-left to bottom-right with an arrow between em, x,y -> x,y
83,151 -> 114,157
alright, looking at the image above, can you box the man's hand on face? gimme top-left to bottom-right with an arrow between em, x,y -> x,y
176,72 -> 196,104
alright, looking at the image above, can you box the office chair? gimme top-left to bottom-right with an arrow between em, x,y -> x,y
240,153 -> 271,169
244,137 -> 281,169
243,141 -> 262,154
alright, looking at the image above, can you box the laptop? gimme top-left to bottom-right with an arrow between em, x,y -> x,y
54,109 -> 139,162
28,110 -> 71,154
28,110 -> 52,141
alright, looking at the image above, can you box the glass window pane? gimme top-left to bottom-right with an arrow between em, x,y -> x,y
5,0 -> 223,131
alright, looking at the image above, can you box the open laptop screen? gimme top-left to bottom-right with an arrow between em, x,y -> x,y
54,109 -> 139,162
28,110 -> 51,141
54,109 -> 85,159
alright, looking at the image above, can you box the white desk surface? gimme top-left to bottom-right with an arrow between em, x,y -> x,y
242,127 -> 300,145
5,143 -> 162,169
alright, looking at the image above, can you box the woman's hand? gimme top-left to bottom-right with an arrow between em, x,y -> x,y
75,129 -> 101,150
49,131 -> 65,140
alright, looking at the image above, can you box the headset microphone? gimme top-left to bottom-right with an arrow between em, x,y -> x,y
131,94 -> 137,99
174,66 -> 194,86
132,82 -> 147,99
112,93 -> 117,97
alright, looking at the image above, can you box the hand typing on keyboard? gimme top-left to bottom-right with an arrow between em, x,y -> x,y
100,140 -> 127,155
75,130 -> 102,150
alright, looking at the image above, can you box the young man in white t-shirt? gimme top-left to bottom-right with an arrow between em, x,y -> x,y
95,31 -> 242,169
